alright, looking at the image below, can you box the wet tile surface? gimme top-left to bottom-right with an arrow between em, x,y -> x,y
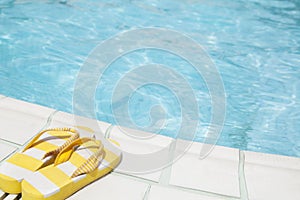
68,174 -> 149,200
244,151 -> 300,200
0,98 -> 54,145
109,126 -> 174,182
169,140 -> 240,197
148,185 -> 227,200
48,111 -> 111,138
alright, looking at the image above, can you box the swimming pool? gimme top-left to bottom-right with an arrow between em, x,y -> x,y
0,0 -> 299,157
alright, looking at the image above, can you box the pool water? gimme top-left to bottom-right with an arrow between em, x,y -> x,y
0,0 -> 300,157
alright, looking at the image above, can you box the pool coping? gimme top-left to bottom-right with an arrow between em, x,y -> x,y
0,95 -> 299,200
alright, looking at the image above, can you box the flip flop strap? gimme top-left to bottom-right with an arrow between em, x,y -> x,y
71,143 -> 104,178
54,137 -> 105,177
43,130 -> 80,159
23,128 -> 80,159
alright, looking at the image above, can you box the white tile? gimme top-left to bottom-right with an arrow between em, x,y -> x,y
109,126 -> 174,182
0,98 -> 54,145
49,111 -> 111,138
245,151 -> 300,170
109,126 -> 174,153
148,185 -> 225,200
169,140 -> 240,197
0,97 -> 54,118
244,151 -> 300,200
68,174 -> 149,200
0,143 -> 16,161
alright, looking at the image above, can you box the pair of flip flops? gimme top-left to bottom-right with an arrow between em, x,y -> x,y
0,127 -> 122,200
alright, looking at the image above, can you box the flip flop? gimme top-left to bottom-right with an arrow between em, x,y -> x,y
22,137 -> 122,200
0,128 -> 80,194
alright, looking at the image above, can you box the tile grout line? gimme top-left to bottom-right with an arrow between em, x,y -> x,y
164,184 -> 240,200
43,110 -> 58,129
158,139 -> 176,185
104,124 -> 114,138
112,170 -> 239,200
0,148 -> 18,166
112,171 -> 158,185
142,185 -> 151,200
0,139 -> 21,149
239,150 -> 249,200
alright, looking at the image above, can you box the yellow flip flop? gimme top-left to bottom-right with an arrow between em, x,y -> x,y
0,128 -> 80,194
22,137 -> 122,200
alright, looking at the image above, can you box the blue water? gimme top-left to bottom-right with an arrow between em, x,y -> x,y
0,0 -> 300,157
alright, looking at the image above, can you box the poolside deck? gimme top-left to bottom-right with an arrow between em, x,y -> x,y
0,96 -> 299,200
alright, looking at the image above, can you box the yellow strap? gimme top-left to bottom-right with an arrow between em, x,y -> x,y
43,132 -> 80,159
22,128 -> 80,158
54,137 -> 104,178
54,138 -> 93,165
71,142 -> 104,178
